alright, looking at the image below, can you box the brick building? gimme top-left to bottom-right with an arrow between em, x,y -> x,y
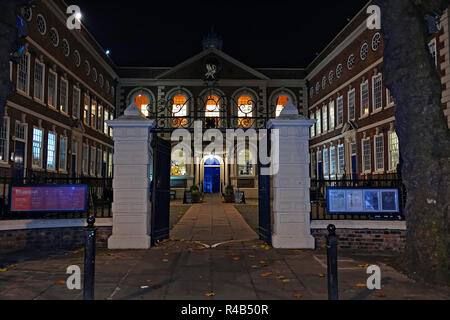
306,3 -> 450,180
4,0 -> 117,180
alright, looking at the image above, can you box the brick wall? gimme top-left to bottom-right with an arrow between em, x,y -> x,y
312,228 -> 406,252
0,227 -> 112,254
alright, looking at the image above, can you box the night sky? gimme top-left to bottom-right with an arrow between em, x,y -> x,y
72,0 -> 368,68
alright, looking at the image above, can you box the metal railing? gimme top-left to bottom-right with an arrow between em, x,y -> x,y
0,169 -> 113,220
310,174 -> 406,221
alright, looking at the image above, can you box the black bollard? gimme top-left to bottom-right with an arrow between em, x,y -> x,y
84,216 -> 97,300
326,224 -> 338,300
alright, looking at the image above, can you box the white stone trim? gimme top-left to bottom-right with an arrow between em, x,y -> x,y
311,220 -> 406,231
0,218 -> 113,231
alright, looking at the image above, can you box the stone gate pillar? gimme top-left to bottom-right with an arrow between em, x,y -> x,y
106,103 -> 156,249
267,101 -> 316,249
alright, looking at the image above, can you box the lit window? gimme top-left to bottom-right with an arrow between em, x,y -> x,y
34,60 -> 45,101
330,146 -> 337,175
172,94 -> 187,127
59,136 -> 67,171
47,132 -> 56,170
361,81 -> 369,117
315,109 -> 321,135
104,109 -> 109,135
329,100 -> 335,130
336,96 -> 344,126
275,95 -> 289,118
237,149 -> 254,176
171,150 -> 188,176
134,94 -> 149,117
362,138 -> 371,173
323,148 -> 329,177
238,95 -> 253,128
32,128 -> 43,167
338,144 -> 345,173
91,99 -> 97,129
98,104 -> 103,132
322,105 -> 328,132
375,135 -> 384,171
205,95 -> 221,127
428,39 -> 437,66
372,74 -> 383,111
389,131 -> 399,171
310,113 -> 315,138
84,94 -> 90,126
108,152 -> 113,177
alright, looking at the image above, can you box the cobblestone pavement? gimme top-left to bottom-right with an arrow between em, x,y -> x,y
0,194 -> 449,300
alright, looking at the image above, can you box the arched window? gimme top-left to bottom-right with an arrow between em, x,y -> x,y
275,95 -> 289,117
237,95 -> 254,128
171,150 -> 188,176
172,94 -> 188,127
205,95 -> 220,127
134,94 -> 149,117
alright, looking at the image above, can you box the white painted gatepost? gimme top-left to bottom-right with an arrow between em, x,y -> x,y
106,103 -> 156,249
268,101 -> 316,249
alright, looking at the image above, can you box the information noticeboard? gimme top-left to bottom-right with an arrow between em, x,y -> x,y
10,185 -> 88,213
326,187 -> 399,214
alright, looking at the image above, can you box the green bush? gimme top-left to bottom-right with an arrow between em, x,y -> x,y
190,185 -> 200,192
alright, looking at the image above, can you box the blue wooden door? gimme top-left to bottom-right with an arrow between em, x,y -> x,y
204,167 -> 220,193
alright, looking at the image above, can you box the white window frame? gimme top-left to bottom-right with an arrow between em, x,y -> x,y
323,148 -> 329,177
84,93 -> 90,126
372,74 -> 383,112
60,77 -> 68,114
17,52 -> 31,95
310,113 -> 315,138
104,109 -> 109,135
348,89 -> 356,121
0,117 -> 10,163
362,138 -> 372,174
360,80 -> 369,118
47,131 -> 57,171
47,69 -> 58,109
374,134 -> 385,172
96,148 -> 102,177
388,131 -> 400,172
82,143 -> 89,175
329,100 -> 335,130
33,60 -> 45,102
428,38 -> 438,66
89,146 -> 96,176
315,109 -> 321,135
32,127 -> 43,168
73,86 -> 81,118
386,89 -> 395,107
336,96 -> 344,126
322,105 -> 328,132
330,146 -> 337,175
59,136 -> 68,172
337,144 -> 345,174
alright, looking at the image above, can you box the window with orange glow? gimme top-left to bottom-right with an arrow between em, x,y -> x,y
276,95 -> 289,117
238,95 -> 253,128
205,95 -> 220,117
172,94 -> 188,127
134,95 -> 149,117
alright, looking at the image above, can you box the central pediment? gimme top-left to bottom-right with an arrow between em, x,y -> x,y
156,48 -> 270,81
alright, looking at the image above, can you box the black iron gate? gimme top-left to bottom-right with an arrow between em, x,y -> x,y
151,134 -> 171,246
258,130 -> 272,245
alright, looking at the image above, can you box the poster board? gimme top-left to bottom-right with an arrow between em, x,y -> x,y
326,187 -> 399,214
10,185 -> 88,213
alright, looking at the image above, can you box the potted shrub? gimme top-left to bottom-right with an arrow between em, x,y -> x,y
191,190 -> 202,203
223,185 -> 234,203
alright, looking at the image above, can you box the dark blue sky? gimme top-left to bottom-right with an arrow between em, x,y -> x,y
72,0 -> 368,68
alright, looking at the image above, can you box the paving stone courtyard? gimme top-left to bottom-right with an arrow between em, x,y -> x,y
0,195 -> 449,300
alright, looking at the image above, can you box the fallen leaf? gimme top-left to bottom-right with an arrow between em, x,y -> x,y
294,293 -> 303,299
376,292 -> 386,298
318,273 -> 325,278
249,255 -> 256,258
164,253 -> 169,256
162,259 -> 169,262
260,272 -> 273,277
146,280 -> 151,283
16,279 -> 24,283
55,280 -> 66,284
356,283 -> 366,287
0,268 -> 8,272
276,275 -> 285,280
188,248 -> 194,253
251,265 -> 258,269
180,239 -> 185,242
232,257 -> 240,261
259,260 -> 267,265
205,292 -> 216,297
282,279 -> 291,283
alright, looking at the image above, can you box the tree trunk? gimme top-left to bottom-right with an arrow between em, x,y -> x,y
374,0 -> 450,284
0,0 -> 31,122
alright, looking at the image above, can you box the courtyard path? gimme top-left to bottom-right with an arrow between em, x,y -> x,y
171,194 -> 258,244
